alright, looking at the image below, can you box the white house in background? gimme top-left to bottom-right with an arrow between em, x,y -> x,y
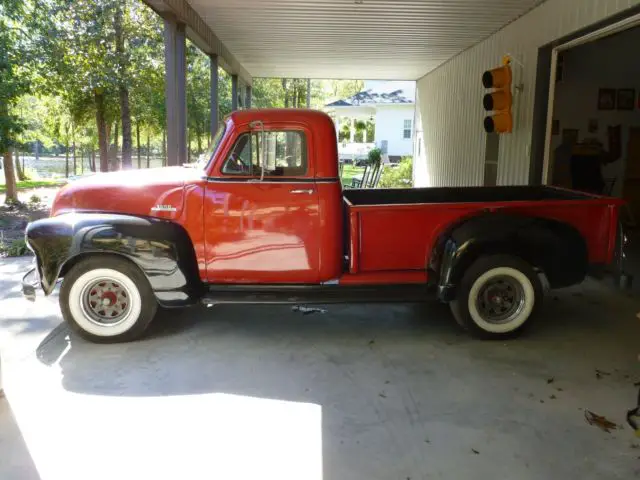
325,81 -> 416,162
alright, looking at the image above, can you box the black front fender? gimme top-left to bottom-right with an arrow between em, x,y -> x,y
25,213 -> 203,307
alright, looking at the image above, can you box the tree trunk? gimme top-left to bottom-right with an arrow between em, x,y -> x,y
146,131 -> 150,168
35,141 -> 40,161
111,120 -> 119,171
3,151 -> 18,204
115,3 -> 132,170
95,92 -> 109,172
197,129 -> 202,155
282,78 -> 289,108
162,128 -> 167,166
72,122 -> 76,176
136,121 -> 141,168
14,149 -> 26,181
90,148 -> 96,172
120,87 -> 132,169
65,142 -> 69,178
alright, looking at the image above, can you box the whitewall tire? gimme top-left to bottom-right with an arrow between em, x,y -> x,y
450,255 -> 542,339
60,256 -> 157,343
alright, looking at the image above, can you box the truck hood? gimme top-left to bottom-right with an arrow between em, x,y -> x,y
51,167 -> 203,220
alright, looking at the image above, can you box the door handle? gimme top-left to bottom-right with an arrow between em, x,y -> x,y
290,188 -> 314,195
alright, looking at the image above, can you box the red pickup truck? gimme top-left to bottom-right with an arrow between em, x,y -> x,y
23,109 -> 626,343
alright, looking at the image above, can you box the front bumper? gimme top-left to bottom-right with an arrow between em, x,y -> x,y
22,267 -> 39,301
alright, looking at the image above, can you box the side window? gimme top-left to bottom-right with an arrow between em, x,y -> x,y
221,133 -> 253,175
222,130 -> 307,177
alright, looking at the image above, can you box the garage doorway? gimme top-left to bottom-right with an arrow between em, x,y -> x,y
539,14 -> 640,210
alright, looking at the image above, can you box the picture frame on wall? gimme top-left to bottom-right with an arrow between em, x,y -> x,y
616,89 -> 636,111
597,88 -> 616,110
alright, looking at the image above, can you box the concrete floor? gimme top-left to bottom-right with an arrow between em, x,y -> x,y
1,256 -> 640,479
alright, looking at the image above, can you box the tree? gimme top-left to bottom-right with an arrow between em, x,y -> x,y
0,0 -> 32,202
114,0 -> 132,169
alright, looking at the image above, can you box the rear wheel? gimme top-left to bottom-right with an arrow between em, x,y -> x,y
60,256 -> 157,343
450,255 -> 542,339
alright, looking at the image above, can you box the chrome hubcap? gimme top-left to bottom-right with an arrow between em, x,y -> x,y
476,275 -> 525,324
81,279 -> 132,326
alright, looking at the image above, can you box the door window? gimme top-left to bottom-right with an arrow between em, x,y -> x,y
221,130 -> 307,177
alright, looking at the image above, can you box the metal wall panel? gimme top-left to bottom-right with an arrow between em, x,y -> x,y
415,0 -> 640,187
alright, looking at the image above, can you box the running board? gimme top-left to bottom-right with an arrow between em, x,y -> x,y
201,284 -> 433,306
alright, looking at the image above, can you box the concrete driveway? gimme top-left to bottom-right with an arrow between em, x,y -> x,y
1,256 -> 640,479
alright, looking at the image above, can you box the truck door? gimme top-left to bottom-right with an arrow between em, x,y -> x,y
204,127 -> 321,283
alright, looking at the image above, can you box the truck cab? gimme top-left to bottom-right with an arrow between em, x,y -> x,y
24,109 -> 626,343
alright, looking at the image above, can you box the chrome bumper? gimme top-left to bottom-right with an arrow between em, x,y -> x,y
22,267 -> 39,301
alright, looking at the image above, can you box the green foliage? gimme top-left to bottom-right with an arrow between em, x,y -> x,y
0,179 -> 64,193
0,238 -> 29,257
379,157 -> 413,188
29,193 -> 41,204
367,147 -> 382,166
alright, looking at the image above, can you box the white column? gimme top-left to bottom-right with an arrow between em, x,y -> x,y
350,118 -> 355,143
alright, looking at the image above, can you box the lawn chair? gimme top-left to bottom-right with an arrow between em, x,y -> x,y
351,165 -> 369,188
369,164 -> 384,188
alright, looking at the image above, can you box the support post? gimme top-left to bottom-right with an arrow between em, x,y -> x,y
164,15 -> 187,166
210,54 -> 219,138
306,79 -> 311,108
245,84 -> 252,108
231,74 -> 239,111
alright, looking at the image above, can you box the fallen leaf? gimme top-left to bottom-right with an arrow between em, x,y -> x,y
384,380 -> 390,384
379,392 -> 387,399
547,377 -> 555,384
425,438 -> 431,444
595,369 -> 611,377
557,387 -> 564,392
528,393 -> 535,399
540,399 -> 545,403
471,449 -> 480,455
368,339 -> 375,346
631,444 -> 639,449
584,410 -> 618,433
550,394 -> 557,400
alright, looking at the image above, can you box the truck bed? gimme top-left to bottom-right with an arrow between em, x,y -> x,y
343,185 -> 593,206
343,186 -> 621,275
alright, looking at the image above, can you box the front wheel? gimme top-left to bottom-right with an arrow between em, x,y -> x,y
60,256 -> 157,343
450,255 -> 542,339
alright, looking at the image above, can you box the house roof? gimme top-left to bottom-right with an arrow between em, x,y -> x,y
325,81 -> 416,108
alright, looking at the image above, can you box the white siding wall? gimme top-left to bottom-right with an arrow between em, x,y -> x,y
414,0 -> 640,188
374,105 -> 415,157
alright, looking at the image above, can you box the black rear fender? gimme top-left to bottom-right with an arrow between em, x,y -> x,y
25,213 -> 203,307
432,213 -> 588,301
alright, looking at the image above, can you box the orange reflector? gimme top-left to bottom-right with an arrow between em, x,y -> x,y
483,91 -> 512,111
484,111 -> 513,134
482,65 -> 512,89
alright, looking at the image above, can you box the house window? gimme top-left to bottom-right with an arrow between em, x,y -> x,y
403,119 -> 412,139
222,130 -> 307,177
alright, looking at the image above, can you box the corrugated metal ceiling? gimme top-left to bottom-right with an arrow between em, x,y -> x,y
186,0 -> 546,79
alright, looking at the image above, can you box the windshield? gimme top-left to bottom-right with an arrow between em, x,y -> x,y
194,123 -> 226,170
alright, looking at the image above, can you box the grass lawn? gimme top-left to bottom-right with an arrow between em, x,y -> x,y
0,179 -> 66,193
340,164 -> 365,187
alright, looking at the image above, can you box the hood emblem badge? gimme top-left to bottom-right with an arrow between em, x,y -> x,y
151,204 -> 177,212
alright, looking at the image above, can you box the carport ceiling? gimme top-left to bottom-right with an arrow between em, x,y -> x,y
187,0 -> 546,80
